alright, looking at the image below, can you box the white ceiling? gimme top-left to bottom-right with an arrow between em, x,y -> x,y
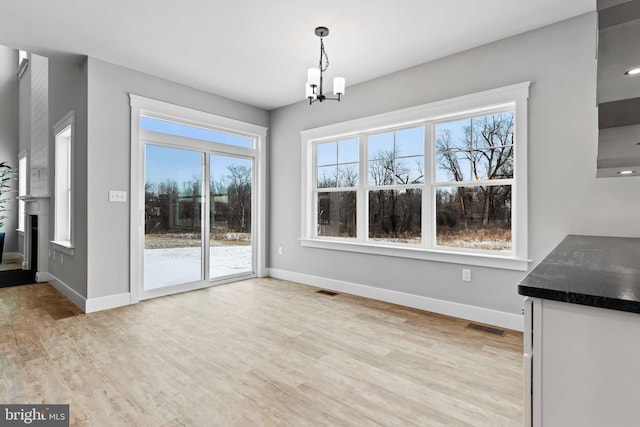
0,0 -> 594,110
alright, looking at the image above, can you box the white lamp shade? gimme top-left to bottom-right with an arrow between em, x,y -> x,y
308,68 -> 320,86
305,83 -> 314,99
333,77 -> 345,95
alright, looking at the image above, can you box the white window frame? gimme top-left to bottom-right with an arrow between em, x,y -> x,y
300,82 -> 530,271
51,111 -> 75,255
129,94 -> 268,303
16,50 -> 29,78
17,152 -> 28,233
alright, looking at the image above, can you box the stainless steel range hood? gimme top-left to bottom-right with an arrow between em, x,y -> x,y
596,0 -> 640,178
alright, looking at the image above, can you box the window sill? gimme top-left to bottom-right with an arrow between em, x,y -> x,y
300,238 -> 530,271
50,241 -> 74,256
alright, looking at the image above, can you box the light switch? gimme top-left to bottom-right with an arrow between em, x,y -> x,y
109,190 -> 127,203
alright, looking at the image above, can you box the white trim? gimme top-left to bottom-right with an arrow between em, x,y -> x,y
48,273 -> 85,311
300,238 -> 529,271
48,273 -> 131,313
50,240 -> 74,256
300,82 -> 530,140
16,56 -> 29,78
53,111 -> 75,248
130,94 -> 267,137
269,268 -> 524,332
35,272 -> 50,282
86,292 -> 131,313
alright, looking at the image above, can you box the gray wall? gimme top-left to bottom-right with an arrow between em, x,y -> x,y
0,45 -> 19,252
48,55 -> 89,297
268,13 -> 640,316
85,58 -> 269,299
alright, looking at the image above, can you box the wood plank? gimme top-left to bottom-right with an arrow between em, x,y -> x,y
0,278 -> 523,426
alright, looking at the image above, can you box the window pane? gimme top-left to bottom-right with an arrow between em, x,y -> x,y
210,155 -> 253,279
435,149 -> 472,182
144,145 -> 204,289
317,166 -> 337,188
369,128 -> 424,186
141,116 -> 253,148
18,157 -> 27,196
435,185 -> 512,251
472,112 -> 514,150
396,127 -> 424,157
368,189 -> 421,244
436,114 -> 514,182
338,138 -> 359,163
471,113 -> 514,180
368,132 -> 394,160
55,128 -> 71,242
317,141 -> 337,166
368,158 -> 394,186
338,163 -> 358,187
396,156 -> 424,184
435,119 -> 472,182
317,191 -> 357,238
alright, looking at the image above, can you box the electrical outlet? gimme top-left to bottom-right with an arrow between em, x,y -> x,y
109,190 -> 127,203
462,268 -> 472,282
278,246 -> 283,256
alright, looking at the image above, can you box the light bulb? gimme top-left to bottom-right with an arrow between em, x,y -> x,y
308,68 -> 320,87
333,77 -> 345,95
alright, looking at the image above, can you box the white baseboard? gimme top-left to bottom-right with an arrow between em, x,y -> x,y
48,273 -> 86,312
268,268 -> 524,332
47,273 -> 131,313
85,292 -> 131,313
36,272 -> 51,282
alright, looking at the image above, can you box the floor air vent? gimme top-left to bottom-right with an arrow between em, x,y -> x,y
316,289 -> 339,296
466,323 -> 505,336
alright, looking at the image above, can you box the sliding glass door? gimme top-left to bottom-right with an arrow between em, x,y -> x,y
210,155 -> 253,279
144,145 -> 204,291
139,116 -> 258,298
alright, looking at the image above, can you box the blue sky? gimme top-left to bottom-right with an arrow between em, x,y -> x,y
143,117 -> 253,190
141,117 -> 253,148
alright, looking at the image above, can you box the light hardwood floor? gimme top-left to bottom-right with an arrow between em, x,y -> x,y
0,278 -> 523,426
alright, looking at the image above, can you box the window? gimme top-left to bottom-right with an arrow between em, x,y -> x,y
301,83 -> 529,270
140,116 -> 254,148
52,112 -> 74,253
315,138 -> 358,238
434,112 -> 514,251
17,154 -> 27,232
368,127 -> 424,244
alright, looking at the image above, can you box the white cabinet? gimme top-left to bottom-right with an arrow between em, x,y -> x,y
524,297 -> 640,427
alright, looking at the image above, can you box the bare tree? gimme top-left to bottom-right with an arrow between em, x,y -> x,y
436,114 -> 513,226
368,148 -> 422,241
224,164 -> 252,232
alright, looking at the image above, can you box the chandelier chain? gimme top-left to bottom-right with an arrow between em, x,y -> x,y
319,38 -> 329,72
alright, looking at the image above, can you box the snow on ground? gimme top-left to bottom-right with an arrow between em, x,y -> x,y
144,245 -> 252,290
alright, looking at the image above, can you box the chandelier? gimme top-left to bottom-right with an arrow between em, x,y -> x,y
305,26 -> 345,104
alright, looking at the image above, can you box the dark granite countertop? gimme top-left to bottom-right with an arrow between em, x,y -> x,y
518,235 -> 640,314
